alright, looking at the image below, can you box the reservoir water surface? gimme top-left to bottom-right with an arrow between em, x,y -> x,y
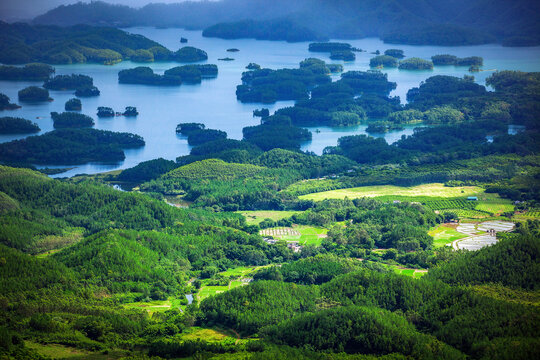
1,27 -> 539,177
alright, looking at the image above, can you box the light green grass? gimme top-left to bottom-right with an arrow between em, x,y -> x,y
299,183 -> 483,201
25,341 -> 125,359
198,285 -> 230,301
123,299 -> 172,314
230,280 -> 244,289
391,265 -> 427,279
219,266 -> 257,277
180,327 -> 237,342
239,210 -> 299,225
428,225 -> 467,247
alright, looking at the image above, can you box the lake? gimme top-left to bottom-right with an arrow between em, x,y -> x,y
1,27 -> 539,177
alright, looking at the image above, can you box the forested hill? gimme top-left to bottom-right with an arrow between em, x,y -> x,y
32,0 -> 540,46
0,22 -> 170,65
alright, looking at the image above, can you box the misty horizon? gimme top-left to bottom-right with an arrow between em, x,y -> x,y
0,0 -> 210,21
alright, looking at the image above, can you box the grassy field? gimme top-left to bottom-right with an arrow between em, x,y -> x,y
198,285 -> 229,301
123,299 -> 172,314
219,266 -> 262,277
392,266 -> 427,279
25,342 -> 126,359
299,183 -> 483,201
429,225 -> 468,247
239,210 -> 299,225
196,266 -> 267,301
260,225 -> 327,246
180,327 -> 239,342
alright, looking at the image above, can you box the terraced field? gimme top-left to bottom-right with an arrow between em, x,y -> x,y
260,225 -> 327,246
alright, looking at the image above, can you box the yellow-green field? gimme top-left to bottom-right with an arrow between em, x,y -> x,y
123,299 -> 173,314
180,327 -> 239,342
198,285 -> 230,301
197,282 -> 246,302
25,342 -> 126,359
391,266 -> 427,279
429,225 -> 468,247
239,210 -> 299,225
196,266 -> 268,301
299,183 -> 483,201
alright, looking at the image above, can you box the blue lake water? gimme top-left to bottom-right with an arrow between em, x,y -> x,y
1,27 -> 539,177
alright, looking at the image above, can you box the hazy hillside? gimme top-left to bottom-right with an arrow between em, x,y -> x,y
32,0 -> 540,45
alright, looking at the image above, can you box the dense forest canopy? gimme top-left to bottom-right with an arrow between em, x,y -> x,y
31,0 -> 540,46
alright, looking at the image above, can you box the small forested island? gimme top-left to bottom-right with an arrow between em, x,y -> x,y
64,98 -> 81,111
0,128 -> 145,164
165,65 -> 218,83
51,111 -> 95,129
236,59 -> 335,103
97,106 -> 138,117
75,85 -> 100,97
17,86 -> 51,102
0,117 -> 40,134
123,106 -> 139,117
308,42 -> 352,52
365,121 -> 404,133
176,122 -> 227,146
120,64 -> 218,86
0,93 -> 20,110
431,54 -> 484,67
227,48 -> 240,52
43,74 -> 94,90
398,57 -> 434,70
174,46 -> 208,62
180,37 -> 188,43
329,50 -> 355,61
370,55 -> 398,68
118,67 -> 182,86
384,49 -> 405,58
218,57 -> 234,61
0,63 -> 55,81
97,107 -> 115,117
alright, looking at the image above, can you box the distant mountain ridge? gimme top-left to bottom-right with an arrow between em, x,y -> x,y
32,0 -> 540,46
